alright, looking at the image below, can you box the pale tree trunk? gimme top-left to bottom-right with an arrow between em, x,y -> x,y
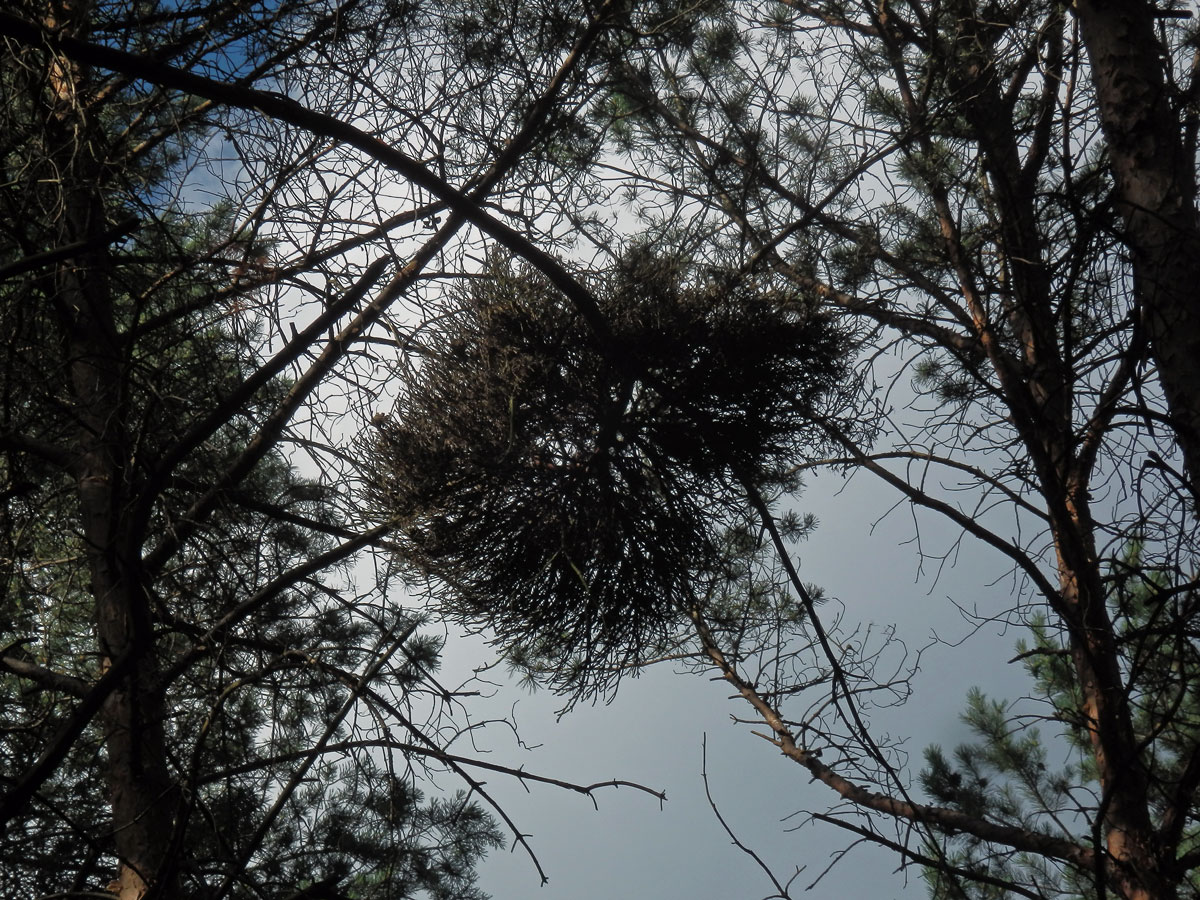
1075,0 -> 1200,508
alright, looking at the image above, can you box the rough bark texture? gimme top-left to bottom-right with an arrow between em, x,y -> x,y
1076,0 -> 1200,508
44,4 -> 175,895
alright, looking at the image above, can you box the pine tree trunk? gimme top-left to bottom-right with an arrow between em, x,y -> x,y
59,145 -> 176,900
43,4 -> 177,895
1075,0 -> 1200,508
67,296 -> 174,900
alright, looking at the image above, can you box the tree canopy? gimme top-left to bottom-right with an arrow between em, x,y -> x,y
0,1 -> 654,896
3,2 -> 1200,900
363,2 -> 1200,899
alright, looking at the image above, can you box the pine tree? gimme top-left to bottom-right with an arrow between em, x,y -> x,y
0,3 -> 503,896
922,547 -> 1200,899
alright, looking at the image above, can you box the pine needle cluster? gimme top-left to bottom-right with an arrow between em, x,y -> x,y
368,251 -> 849,693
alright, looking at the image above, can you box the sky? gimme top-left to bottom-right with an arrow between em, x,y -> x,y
433,466 -> 1041,900
5,6 -> 1167,899
244,127 -> 1057,900
198,19 -> 1070,896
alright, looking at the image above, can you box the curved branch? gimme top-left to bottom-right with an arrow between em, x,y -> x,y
0,215 -> 138,281
809,813 -> 1049,900
790,449 -> 1049,522
690,605 -> 1096,877
0,654 -> 89,699
202,737 -> 666,806
819,423 -> 1061,605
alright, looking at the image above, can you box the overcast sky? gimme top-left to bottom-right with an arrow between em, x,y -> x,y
431,465 -> 1040,900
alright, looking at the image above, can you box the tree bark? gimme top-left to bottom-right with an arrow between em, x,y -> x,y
1075,0 -> 1200,508
42,4 -> 176,895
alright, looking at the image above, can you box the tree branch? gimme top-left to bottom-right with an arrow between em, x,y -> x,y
0,215 -> 138,281
0,647 -> 136,831
0,9 -> 618,346
201,737 -> 666,806
809,813 -> 1049,900
0,654 -> 90,699
689,607 -> 1097,876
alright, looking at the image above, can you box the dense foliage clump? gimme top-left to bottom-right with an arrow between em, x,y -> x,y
370,253 -> 850,692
